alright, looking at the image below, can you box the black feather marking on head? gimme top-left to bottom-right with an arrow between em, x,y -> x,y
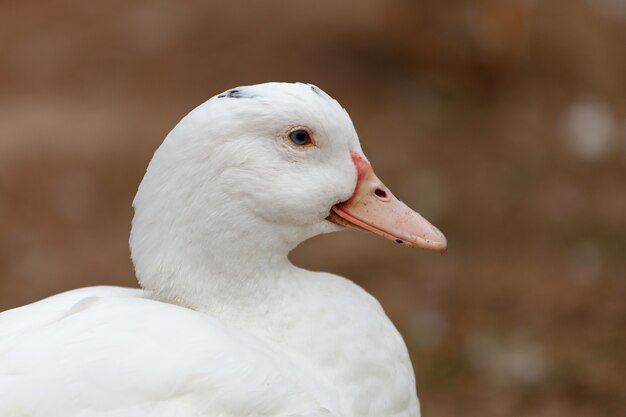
217,89 -> 252,99
309,85 -> 322,96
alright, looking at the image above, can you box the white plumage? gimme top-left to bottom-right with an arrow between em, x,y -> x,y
0,82 -> 445,417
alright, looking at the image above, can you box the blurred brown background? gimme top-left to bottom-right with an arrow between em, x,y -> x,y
1,0 -> 625,416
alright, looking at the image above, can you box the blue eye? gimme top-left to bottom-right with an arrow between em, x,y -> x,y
289,129 -> 312,146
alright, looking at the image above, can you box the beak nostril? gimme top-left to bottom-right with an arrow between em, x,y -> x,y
374,188 -> 388,199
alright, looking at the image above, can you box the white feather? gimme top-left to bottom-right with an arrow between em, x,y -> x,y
0,83 -> 420,417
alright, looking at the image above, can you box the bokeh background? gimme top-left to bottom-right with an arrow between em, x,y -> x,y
1,0 -> 625,416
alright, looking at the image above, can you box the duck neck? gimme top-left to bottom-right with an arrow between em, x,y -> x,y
169,248 -> 296,319
130,205 -> 305,318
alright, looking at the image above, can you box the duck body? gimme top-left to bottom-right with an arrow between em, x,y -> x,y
0,83 -> 445,417
1,274 -> 417,417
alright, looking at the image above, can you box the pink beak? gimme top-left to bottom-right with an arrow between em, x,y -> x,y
327,152 -> 447,252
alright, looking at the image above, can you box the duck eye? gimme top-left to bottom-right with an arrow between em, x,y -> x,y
289,129 -> 312,146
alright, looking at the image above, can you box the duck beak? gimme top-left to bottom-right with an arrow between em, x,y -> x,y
327,152 -> 447,252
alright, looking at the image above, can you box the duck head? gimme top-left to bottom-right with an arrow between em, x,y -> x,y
130,82 -> 446,306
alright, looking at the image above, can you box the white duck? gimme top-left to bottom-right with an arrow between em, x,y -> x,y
0,82 -> 446,417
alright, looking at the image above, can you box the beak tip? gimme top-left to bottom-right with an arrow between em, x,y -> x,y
426,239 -> 448,254
438,236 -> 448,253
